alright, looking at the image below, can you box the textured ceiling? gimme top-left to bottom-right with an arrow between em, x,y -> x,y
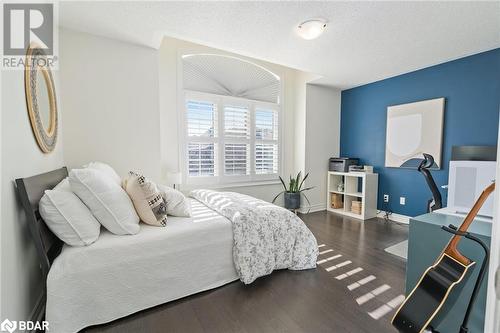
59,1 -> 500,89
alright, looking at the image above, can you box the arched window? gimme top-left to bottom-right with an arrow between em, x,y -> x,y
181,54 -> 281,185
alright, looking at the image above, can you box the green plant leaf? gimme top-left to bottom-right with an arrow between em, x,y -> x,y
272,191 -> 285,203
299,186 -> 314,192
277,172 -> 312,199
298,172 -> 309,191
300,192 -> 312,214
296,171 -> 301,192
279,176 -> 287,191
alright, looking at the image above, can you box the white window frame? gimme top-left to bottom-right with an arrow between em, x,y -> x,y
180,90 -> 282,186
254,104 -> 280,178
220,97 -> 252,184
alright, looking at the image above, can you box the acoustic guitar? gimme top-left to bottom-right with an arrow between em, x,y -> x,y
391,182 -> 495,333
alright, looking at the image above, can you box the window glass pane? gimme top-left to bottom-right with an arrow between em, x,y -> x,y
255,144 -> 278,174
224,144 -> 249,176
186,100 -> 217,137
255,109 -> 278,140
188,143 -> 216,176
224,105 -> 250,139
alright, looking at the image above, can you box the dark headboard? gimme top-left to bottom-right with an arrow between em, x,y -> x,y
15,167 -> 68,282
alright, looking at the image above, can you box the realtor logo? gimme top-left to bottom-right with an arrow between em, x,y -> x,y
0,319 -> 16,333
3,3 -> 54,56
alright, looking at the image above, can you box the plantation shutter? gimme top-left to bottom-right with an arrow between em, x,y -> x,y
188,143 -> 216,176
186,100 -> 217,137
255,109 -> 279,174
184,94 -> 280,184
224,105 -> 250,138
224,143 -> 250,175
186,99 -> 218,177
223,105 -> 250,176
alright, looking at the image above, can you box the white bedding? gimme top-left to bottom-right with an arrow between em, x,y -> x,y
46,199 -> 238,333
191,190 -> 318,284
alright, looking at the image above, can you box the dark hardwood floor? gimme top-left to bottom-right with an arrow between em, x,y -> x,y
83,211 -> 408,333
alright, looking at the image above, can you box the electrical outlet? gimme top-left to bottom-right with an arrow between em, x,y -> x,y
384,194 -> 389,203
400,197 -> 406,205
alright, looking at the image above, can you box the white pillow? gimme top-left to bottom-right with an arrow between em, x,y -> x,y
84,162 -> 122,185
54,177 -> 71,191
39,181 -> 100,246
123,172 -> 168,227
158,184 -> 192,217
69,168 -> 140,235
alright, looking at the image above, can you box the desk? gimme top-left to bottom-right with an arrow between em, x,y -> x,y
407,213 -> 491,333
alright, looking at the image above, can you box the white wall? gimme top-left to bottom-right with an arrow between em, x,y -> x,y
0,28 -> 342,325
59,29 -> 162,181
1,68 -> 3,320
157,36 -> 318,202
304,84 -> 341,211
59,30 -> 342,206
60,30 -> 307,202
293,71 -> 312,177
1,69 -> 64,322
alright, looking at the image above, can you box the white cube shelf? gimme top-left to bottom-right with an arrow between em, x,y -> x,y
326,171 -> 378,220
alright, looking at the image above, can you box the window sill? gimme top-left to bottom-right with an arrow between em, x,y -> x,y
216,180 -> 282,189
183,179 -> 282,190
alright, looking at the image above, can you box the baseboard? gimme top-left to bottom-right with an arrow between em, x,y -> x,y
27,291 -> 45,332
299,203 -> 326,214
377,210 -> 411,224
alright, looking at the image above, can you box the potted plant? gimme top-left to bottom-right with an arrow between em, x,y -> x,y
272,171 -> 314,211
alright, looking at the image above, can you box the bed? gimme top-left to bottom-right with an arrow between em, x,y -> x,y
16,167 -> 317,333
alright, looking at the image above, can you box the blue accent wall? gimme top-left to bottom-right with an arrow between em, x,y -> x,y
340,49 -> 500,217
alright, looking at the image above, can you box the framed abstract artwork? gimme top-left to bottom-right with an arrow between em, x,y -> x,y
385,98 -> 445,169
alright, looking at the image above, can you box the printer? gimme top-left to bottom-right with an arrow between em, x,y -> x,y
329,157 -> 359,172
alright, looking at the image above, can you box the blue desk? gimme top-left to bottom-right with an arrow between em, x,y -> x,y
407,213 -> 491,333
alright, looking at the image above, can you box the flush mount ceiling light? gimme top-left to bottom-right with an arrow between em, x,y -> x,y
296,19 -> 327,40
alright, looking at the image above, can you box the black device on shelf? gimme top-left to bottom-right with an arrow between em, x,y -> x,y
451,145 -> 497,161
329,157 -> 359,172
418,153 -> 442,212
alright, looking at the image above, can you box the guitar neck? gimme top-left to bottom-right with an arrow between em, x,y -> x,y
444,182 -> 495,266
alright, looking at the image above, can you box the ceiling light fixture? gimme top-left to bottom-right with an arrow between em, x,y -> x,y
296,19 -> 327,40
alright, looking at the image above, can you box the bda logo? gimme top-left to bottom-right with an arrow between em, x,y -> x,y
0,319 -> 17,333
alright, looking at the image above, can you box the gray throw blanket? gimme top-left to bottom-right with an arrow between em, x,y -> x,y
190,189 -> 318,284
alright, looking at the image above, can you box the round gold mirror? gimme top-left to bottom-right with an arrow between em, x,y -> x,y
25,43 -> 58,153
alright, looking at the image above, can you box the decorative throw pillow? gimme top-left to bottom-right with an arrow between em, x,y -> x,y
123,172 -> 168,227
84,161 -> 122,186
39,179 -> 101,246
69,168 -> 140,235
158,184 -> 192,217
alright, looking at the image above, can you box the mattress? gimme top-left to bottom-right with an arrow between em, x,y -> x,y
46,199 -> 238,333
